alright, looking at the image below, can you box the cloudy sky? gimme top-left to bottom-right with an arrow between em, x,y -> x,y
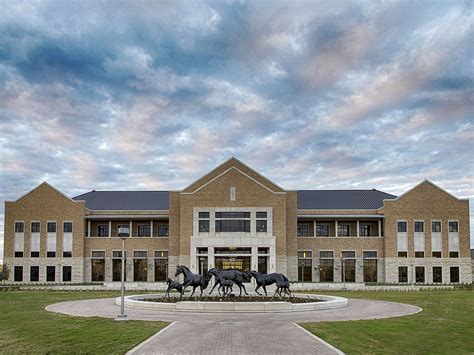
0,0 -> 473,261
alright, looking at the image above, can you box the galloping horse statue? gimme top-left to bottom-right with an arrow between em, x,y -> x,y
207,268 -> 251,297
250,271 -> 292,297
175,265 -> 210,299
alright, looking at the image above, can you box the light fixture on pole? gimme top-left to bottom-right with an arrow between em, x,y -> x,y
115,226 -> 130,321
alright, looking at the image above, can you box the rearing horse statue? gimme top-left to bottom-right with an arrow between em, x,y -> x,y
175,265 -> 210,299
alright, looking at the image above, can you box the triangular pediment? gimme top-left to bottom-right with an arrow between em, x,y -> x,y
11,181 -> 79,204
388,180 -> 466,202
181,157 -> 285,194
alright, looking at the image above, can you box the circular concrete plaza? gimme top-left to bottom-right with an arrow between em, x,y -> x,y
47,296 -> 421,354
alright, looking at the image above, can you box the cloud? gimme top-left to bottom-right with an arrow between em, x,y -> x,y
0,0 -> 473,262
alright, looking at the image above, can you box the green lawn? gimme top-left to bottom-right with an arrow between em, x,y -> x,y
302,290 -> 474,354
0,291 -> 168,354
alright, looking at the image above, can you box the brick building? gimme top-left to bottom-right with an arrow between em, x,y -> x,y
3,158 -> 471,284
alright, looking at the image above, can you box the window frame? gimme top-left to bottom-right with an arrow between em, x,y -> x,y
397,220 -> 407,233
448,220 -> 459,233
431,220 -> 442,233
414,220 -> 424,233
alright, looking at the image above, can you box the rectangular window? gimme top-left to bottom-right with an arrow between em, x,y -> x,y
30,266 -> 39,282
398,251 -> 408,258
63,222 -> 73,233
432,267 -> 442,283
31,222 -> 40,233
398,266 -> 408,283
134,251 -> 148,282
137,224 -> 151,237
47,251 -> 56,258
298,251 -> 312,282
431,221 -> 441,233
256,212 -> 267,218
359,224 -> 371,237
31,252 -> 39,258
298,251 -> 313,258
63,251 -> 72,258
432,251 -> 442,258
316,224 -> 329,237
47,222 -> 56,233
215,220 -> 250,233
199,220 -> 209,233
97,225 -> 109,237
215,247 -> 251,254
341,251 -> 356,258
112,251 -> 127,282
297,224 -> 310,237
414,221 -> 424,233
415,251 -> 425,258
46,266 -> 55,282
197,248 -> 208,255
198,212 -> 209,218
448,221 -> 458,233
62,266 -> 72,282
91,251 -> 105,282
450,267 -> 459,283
337,224 -> 350,237
215,211 -> 250,218
256,220 -> 267,232
319,259 -> 334,282
397,221 -> 407,233
15,222 -> 24,233
363,259 -> 377,282
416,266 -> 425,283
157,225 -> 169,237
14,252 -> 23,258
449,251 -> 459,258
154,251 -> 168,282
320,251 -> 334,258
14,266 -> 23,282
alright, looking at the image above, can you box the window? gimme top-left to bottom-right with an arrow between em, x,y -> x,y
414,221 -> 424,233
432,267 -> 442,283
47,222 -> 56,233
14,252 -> 23,258
215,212 -> 250,218
398,251 -> 407,258
91,251 -> 105,282
256,220 -> 267,232
133,251 -> 148,282
46,266 -> 55,282
432,251 -> 442,258
398,266 -> 408,283
256,212 -> 267,218
342,251 -> 356,282
450,267 -> 459,283
14,266 -> 23,282
215,220 -> 250,233
230,187 -> 236,201
31,222 -> 40,233
63,251 -> 72,258
448,221 -> 458,233
416,266 -> 425,283
258,247 -> 269,254
197,247 -> 208,254
316,224 -> 329,237
363,251 -> 378,283
154,251 -> 168,282
397,221 -> 407,233
297,224 -> 310,237
30,266 -> 39,282
415,251 -> 424,258
47,251 -> 56,258
63,222 -> 73,233
198,212 -> 209,218
15,222 -> 24,233
337,224 -> 350,237
31,252 -> 39,258
157,225 -> 169,237
431,221 -> 441,233
449,251 -> 459,258
112,251 -> 127,282
199,220 -> 209,233
62,266 -> 72,282
359,224 -> 371,237
97,224 -> 109,237
214,247 -> 251,254
137,224 -> 151,237
319,251 -> 334,282
298,251 -> 312,282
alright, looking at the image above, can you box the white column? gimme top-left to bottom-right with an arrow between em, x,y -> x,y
356,220 -> 360,238
335,221 -> 338,237
87,220 -> 91,238
150,220 -> 153,237
129,221 -> 133,237
251,246 -> 258,271
108,221 -> 112,237
313,220 -> 316,237
378,220 -> 382,237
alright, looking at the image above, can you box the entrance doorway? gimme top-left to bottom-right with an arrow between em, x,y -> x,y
215,256 -> 251,271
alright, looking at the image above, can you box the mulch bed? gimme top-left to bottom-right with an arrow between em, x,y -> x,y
142,295 -> 322,303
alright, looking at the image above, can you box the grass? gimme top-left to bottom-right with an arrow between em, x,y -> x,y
0,291 -> 168,354
301,290 -> 474,354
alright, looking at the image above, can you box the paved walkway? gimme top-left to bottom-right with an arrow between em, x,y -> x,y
47,298 -> 421,354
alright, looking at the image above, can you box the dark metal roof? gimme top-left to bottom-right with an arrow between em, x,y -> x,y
297,190 -> 397,210
73,191 -> 169,210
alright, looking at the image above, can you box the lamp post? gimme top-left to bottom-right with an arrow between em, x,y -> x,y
116,226 -> 130,321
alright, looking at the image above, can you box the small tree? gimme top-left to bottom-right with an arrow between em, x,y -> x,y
0,264 -> 10,284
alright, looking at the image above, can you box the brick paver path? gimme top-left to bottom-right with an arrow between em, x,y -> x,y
47,298 -> 421,354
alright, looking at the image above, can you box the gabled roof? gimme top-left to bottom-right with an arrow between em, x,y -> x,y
297,189 -> 397,210
72,191 -> 169,210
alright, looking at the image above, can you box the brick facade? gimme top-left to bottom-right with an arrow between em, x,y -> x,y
2,159 -> 471,284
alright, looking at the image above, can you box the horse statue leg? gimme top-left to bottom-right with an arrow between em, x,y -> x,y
263,285 -> 268,297
189,286 -> 197,299
255,284 -> 262,296
209,281 -> 219,295
240,282 -> 249,296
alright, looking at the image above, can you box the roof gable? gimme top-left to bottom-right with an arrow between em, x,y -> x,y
181,157 -> 285,194
387,180 -> 466,203
11,181 -> 78,204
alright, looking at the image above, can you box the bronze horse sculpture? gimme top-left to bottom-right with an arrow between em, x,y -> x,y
165,277 -> 184,300
175,265 -> 210,299
207,268 -> 251,297
250,271 -> 292,297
